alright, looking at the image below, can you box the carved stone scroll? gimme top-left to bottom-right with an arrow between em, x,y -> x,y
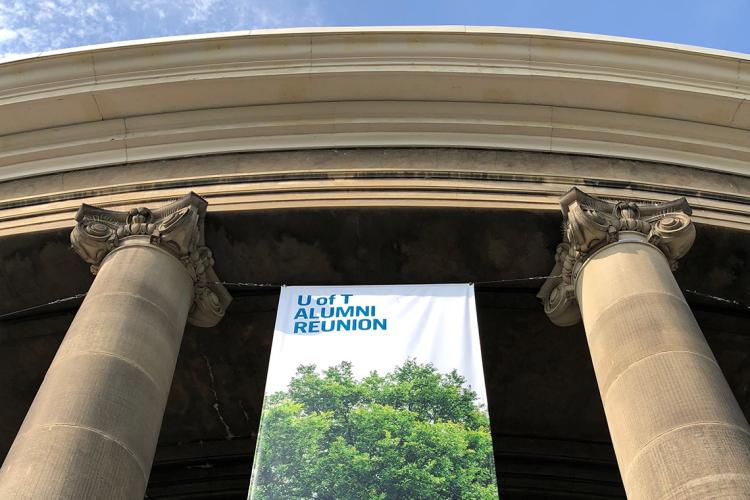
70,192 -> 232,327
537,188 -> 695,326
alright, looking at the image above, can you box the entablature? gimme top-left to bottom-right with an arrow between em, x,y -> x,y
0,27 -> 749,182
0,149 -> 749,238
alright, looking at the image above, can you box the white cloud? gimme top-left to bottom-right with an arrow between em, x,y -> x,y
185,0 -> 219,23
0,28 -> 17,42
0,0 -> 324,59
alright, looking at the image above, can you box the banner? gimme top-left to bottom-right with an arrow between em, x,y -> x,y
249,284 -> 499,499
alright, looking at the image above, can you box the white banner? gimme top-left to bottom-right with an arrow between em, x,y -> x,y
249,284 -> 499,499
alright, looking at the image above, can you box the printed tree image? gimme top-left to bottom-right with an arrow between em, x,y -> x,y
250,360 -> 499,500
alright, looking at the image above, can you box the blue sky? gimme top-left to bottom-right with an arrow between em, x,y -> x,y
1,0 -> 749,59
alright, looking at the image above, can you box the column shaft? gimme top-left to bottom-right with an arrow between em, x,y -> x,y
577,235 -> 750,499
0,242 -> 193,499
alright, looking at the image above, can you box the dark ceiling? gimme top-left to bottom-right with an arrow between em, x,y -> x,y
1,207 -> 748,498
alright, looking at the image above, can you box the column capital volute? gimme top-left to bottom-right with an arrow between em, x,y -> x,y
537,188 -> 696,326
70,192 -> 232,327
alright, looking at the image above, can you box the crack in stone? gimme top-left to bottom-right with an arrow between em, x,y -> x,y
238,400 -> 251,423
202,355 -> 236,440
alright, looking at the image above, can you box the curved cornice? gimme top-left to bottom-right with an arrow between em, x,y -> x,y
0,26 -> 749,181
1,149 -> 749,238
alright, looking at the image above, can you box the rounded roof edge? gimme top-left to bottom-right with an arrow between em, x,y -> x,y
2,25 -> 749,64
0,25 -> 748,188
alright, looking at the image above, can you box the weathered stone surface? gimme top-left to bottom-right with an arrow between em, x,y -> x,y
0,194 -> 231,499
1,206 -> 749,498
70,192 -> 231,327
538,187 -> 695,327
0,242 -> 193,499
541,189 -> 750,499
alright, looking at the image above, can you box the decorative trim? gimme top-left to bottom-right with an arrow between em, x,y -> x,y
0,28 -> 749,182
70,192 -> 232,327
538,188 -> 695,326
2,171 -> 747,238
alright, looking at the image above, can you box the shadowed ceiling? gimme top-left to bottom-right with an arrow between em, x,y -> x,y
1,207 -> 748,498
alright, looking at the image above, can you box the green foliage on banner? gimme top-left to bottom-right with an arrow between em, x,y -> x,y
250,360 -> 499,500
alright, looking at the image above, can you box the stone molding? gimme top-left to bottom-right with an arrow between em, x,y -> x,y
3,143 -> 750,240
1,27 -> 749,182
538,188 -> 695,326
70,192 -> 232,327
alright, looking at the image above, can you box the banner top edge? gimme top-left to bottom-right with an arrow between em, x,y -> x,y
280,283 -> 474,289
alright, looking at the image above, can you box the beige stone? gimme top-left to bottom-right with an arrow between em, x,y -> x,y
1,28 -> 750,183
0,193 -> 230,499
540,188 -> 750,499
0,243 -> 191,499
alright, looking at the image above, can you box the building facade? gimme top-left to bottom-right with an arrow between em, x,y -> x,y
0,27 -> 749,498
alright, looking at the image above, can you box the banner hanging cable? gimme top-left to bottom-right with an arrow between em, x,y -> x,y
2,276 -> 750,321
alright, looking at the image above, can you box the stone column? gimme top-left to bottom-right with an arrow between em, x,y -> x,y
0,193 -> 231,499
539,188 -> 750,500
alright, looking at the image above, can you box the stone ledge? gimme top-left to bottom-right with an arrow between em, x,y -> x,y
0,28 -> 749,182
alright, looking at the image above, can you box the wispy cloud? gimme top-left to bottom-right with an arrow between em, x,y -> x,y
0,0 -> 324,58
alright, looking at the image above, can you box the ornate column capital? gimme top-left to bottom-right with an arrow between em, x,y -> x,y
70,192 -> 232,327
538,188 -> 695,326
